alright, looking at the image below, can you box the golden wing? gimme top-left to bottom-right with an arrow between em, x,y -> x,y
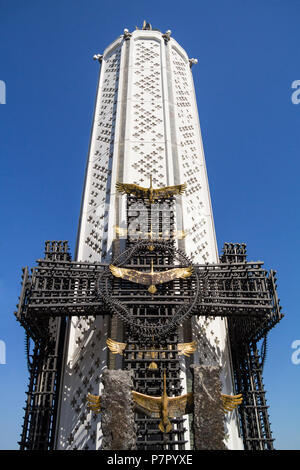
132,391 -> 162,418
173,230 -> 187,240
178,340 -> 197,357
114,226 -> 128,237
110,264 -> 156,286
114,225 -> 143,238
106,338 -> 127,355
221,394 -> 243,413
168,392 -> 194,418
151,266 -> 193,285
153,183 -> 187,199
86,393 -> 101,414
116,182 -> 148,199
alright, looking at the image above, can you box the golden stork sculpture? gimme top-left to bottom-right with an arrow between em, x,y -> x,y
116,176 -> 186,204
87,372 -> 243,432
109,259 -> 193,294
132,371 -> 193,433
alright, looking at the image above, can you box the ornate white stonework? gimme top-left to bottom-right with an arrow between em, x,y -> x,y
55,26 -> 243,450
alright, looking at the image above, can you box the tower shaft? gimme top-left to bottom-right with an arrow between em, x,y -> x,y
55,27 -> 243,450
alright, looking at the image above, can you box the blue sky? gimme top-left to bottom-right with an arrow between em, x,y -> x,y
1,0 -> 300,450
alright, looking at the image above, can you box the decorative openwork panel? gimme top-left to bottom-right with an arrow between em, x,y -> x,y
81,44 -> 122,262
170,45 -> 214,264
128,38 -> 167,187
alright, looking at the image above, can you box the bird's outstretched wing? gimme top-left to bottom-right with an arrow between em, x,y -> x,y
110,264 -> 193,294
114,226 -> 143,238
178,340 -> 197,357
153,183 -> 187,199
173,230 -> 187,239
106,338 -> 127,355
116,182 -> 148,199
221,394 -> 243,413
168,393 -> 194,417
87,393 -> 101,414
109,265 -> 153,285
114,226 -> 128,237
151,266 -> 193,285
132,391 -> 162,418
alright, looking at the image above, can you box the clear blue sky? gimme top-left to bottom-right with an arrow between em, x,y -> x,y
1,0 -> 300,450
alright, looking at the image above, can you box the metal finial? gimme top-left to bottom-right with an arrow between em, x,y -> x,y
123,28 -> 132,40
142,21 -> 152,30
189,58 -> 198,67
93,54 -> 103,63
162,30 -> 172,42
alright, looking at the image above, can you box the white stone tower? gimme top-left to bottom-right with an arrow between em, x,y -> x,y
55,23 -> 244,450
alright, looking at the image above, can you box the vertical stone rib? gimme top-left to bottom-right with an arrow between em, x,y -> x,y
101,370 -> 136,450
191,365 -> 226,450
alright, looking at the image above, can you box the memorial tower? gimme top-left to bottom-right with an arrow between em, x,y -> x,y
16,22 -> 283,451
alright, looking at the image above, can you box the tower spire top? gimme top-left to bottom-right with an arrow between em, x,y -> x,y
142,20 -> 152,30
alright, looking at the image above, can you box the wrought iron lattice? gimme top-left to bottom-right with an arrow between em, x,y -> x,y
15,237 -> 283,450
115,196 -> 188,449
222,243 -> 276,449
124,333 -> 187,450
19,317 -> 66,450
229,335 -> 274,450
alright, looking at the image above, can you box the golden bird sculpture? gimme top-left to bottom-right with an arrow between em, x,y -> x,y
109,259 -> 193,294
86,373 -> 243,432
106,338 -> 197,369
132,371 -> 193,433
116,176 -> 187,204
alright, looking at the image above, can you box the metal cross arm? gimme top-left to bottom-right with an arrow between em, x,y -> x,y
15,241 -> 283,343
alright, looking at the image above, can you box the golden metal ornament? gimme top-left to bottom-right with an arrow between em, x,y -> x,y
86,379 -> 242,425
132,371 -> 193,433
107,338 -> 161,369
116,176 -> 187,204
109,260 -> 193,294
114,226 -> 130,238
148,361 -> 158,370
86,393 -> 101,414
177,340 -> 197,357
113,225 -> 187,251
221,393 -> 243,413
106,338 -> 127,355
